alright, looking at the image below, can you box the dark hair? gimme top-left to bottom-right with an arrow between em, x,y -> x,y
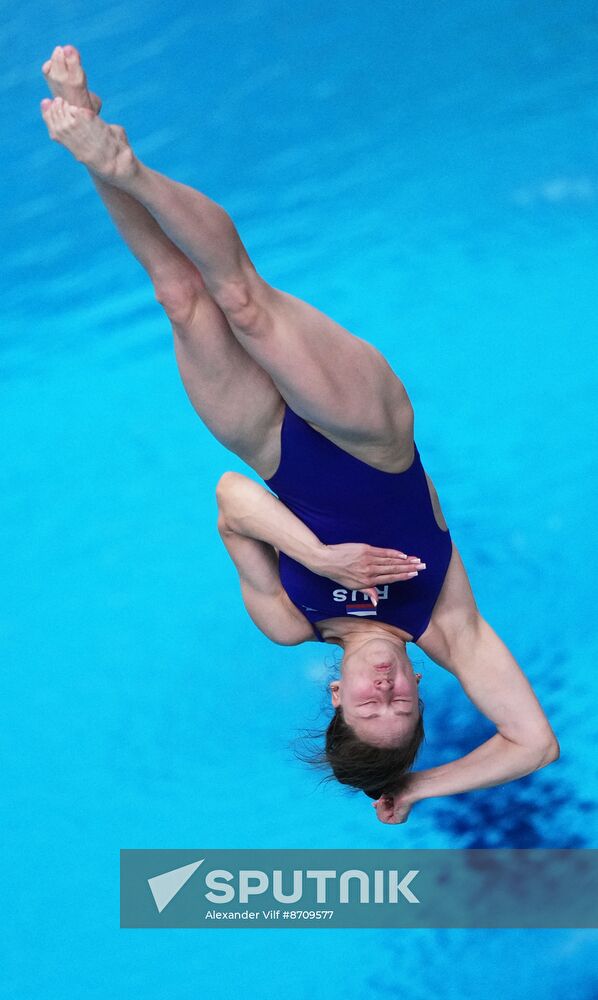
293,696 -> 425,799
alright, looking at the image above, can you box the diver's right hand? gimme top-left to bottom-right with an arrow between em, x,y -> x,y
372,791 -> 415,825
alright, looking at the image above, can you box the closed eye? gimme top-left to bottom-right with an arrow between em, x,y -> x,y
359,699 -> 411,705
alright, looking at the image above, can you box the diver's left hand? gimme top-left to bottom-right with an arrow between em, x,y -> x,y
314,541 -> 425,599
372,792 -> 416,824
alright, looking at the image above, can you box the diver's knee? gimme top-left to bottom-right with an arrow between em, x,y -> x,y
153,276 -> 204,328
211,272 -> 273,337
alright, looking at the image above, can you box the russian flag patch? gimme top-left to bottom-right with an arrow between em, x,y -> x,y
346,602 -> 378,617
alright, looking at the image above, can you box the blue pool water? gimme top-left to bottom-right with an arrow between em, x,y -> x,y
2,0 -> 597,995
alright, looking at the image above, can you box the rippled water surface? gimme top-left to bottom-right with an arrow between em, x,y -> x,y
2,0 -> 597,996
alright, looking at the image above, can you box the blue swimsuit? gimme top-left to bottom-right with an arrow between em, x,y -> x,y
263,403 -> 453,643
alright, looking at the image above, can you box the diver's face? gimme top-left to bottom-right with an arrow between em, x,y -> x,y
329,637 -> 422,747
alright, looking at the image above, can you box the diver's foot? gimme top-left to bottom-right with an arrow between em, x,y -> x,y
42,45 -> 101,114
40,97 -> 136,182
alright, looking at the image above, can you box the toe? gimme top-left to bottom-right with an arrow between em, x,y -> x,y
64,44 -> 80,66
40,101 -> 55,134
52,97 -> 65,121
58,98 -> 72,119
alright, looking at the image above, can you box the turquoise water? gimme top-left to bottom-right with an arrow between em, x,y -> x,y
2,0 -> 597,995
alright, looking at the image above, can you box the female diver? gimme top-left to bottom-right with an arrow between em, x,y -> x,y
40,46 -> 559,824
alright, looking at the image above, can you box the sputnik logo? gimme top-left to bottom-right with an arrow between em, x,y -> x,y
148,859 -> 205,913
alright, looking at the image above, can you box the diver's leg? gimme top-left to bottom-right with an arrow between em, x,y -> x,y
41,92 -> 413,465
41,47 -> 283,474
90,179 -> 284,473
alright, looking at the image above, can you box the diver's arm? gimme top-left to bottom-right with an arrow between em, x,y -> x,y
409,614 -> 559,805
216,470 -> 421,589
216,471 -> 326,572
217,512 -> 316,645
374,732 -> 558,823
409,732 -> 558,804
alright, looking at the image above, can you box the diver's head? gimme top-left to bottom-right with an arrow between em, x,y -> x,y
329,631 -> 422,746
294,626 -> 425,799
